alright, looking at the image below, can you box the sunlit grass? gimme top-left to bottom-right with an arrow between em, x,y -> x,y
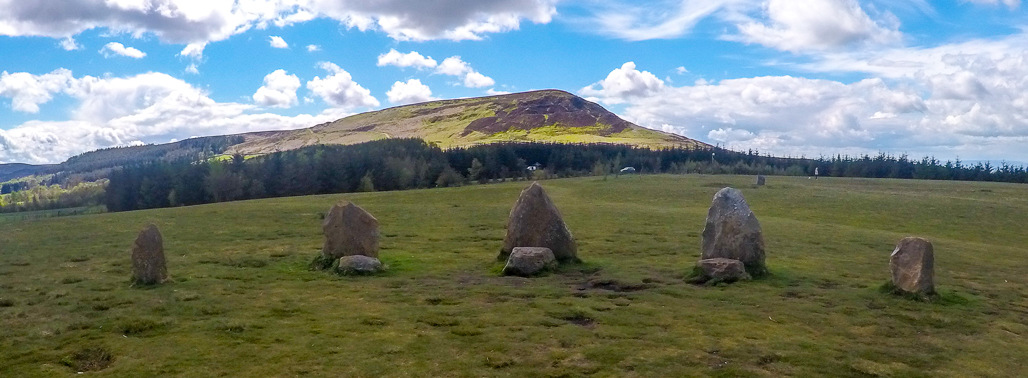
1,174 -> 1026,376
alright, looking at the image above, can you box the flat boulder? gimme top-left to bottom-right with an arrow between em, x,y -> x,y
701,187 -> 767,276
692,258 -> 751,284
503,247 -> 557,276
336,255 -> 384,275
131,224 -> 167,285
499,182 -> 578,262
890,237 -> 935,294
322,201 -> 379,261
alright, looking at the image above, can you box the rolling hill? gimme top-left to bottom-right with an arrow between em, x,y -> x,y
1,90 -> 707,184
0,163 -> 52,183
224,89 -> 707,155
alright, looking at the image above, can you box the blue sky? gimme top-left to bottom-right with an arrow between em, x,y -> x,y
0,0 -> 1026,165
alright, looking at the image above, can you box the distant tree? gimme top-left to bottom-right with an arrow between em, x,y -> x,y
468,158 -> 485,184
436,165 -> 464,187
357,172 -> 376,192
206,162 -> 244,203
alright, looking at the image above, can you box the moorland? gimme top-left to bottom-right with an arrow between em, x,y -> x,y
2,174 -> 1027,376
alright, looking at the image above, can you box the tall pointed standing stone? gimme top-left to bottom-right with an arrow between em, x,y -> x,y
890,237 -> 935,295
500,182 -> 578,263
700,187 -> 767,276
131,224 -> 167,285
322,201 -> 379,261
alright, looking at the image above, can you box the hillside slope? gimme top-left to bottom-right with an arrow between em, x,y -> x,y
0,163 -> 52,183
225,90 -> 707,155
1,90 -> 707,184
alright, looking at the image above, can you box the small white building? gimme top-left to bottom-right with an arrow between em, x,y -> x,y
620,167 -> 636,174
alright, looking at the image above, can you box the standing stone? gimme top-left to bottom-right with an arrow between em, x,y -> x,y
499,182 -> 578,262
700,187 -> 767,276
755,175 -> 766,186
890,237 -> 935,294
503,247 -> 557,276
322,202 -> 379,261
131,224 -> 167,285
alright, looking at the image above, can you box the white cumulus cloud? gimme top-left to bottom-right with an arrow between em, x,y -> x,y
462,71 -> 496,88
377,49 -> 437,69
435,56 -> 495,88
386,79 -> 437,105
731,0 -> 902,52
253,69 -> 301,108
580,62 -> 665,103
179,42 -> 207,59
306,62 -> 380,109
306,44 -> 321,52
378,50 -> 496,88
303,0 -> 557,41
0,69 -> 349,164
578,57 -> 1028,161
59,37 -> 80,51
0,0 -> 557,52
269,36 -> 289,48
100,42 -> 147,58
0,68 -> 76,113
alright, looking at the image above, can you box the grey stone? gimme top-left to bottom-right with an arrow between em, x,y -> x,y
694,258 -> 751,283
131,224 -> 167,285
503,247 -> 557,276
322,201 -> 379,261
890,237 -> 935,294
499,182 -> 577,262
336,255 -> 384,275
701,187 -> 767,276
755,175 -> 766,186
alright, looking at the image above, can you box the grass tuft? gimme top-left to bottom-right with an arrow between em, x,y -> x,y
225,257 -> 268,268
878,282 -> 938,302
308,254 -> 336,271
61,346 -> 114,372
118,318 -> 166,336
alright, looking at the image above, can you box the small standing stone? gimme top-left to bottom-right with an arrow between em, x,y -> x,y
336,255 -> 384,275
322,201 -> 379,261
755,175 -> 766,186
131,224 -> 167,285
693,258 -> 751,284
503,247 -> 557,276
890,237 -> 935,294
700,187 -> 767,276
499,182 -> 578,263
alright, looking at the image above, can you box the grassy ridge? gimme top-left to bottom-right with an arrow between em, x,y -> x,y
1,175 -> 1027,376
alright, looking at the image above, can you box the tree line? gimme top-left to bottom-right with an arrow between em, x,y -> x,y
98,138 -> 1028,212
0,179 -> 106,213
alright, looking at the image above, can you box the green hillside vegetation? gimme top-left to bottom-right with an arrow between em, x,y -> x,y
224,90 -> 706,155
0,175 -> 106,213
0,90 -> 705,210
2,175 -> 1027,376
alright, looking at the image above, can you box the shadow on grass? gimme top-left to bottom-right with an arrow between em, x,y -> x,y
878,282 -> 971,305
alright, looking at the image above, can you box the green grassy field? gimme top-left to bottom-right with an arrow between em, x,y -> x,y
1,175 -> 1027,376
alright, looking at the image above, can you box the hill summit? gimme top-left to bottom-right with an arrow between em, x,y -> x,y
226,90 -> 707,155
